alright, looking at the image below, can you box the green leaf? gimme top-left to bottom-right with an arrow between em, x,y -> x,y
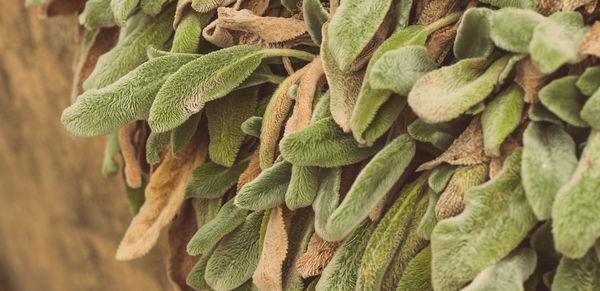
171,112 -> 201,157
479,0 -> 535,9
489,8 -> 544,54
539,76 -> 589,127
124,176 -> 146,215
184,155 -> 251,199
313,167 -> 342,242
111,0 -> 140,26
481,84 -> 524,156
235,161 -> 292,210
436,164 -> 489,220
529,12 -> 588,74
581,89 -> 600,129
282,208 -> 315,290
351,25 -> 427,144
395,246 -> 433,291
148,45 -> 264,132
522,122 -> 577,220
553,130 -> 600,258
302,0 -> 329,45
408,54 -> 513,123
326,135 -> 416,241
102,131 -> 121,177
428,164 -> 456,193
577,66 -> 600,96
552,250 -> 600,290
316,220 -> 376,291
241,116 -> 262,137
79,0 -> 116,30
193,197 -> 222,229
83,5 -> 175,90
369,46 -> 436,95
63,54 -> 199,137
187,200 -> 248,255
170,10 -> 214,53
206,87 -> 257,166
408,119 -> 454,150
285,166 -> 319,210
361,94 -> 407,146
280,117 -> 384,167
527,103 -> 564,126
186,245 -> 216,290
431,148 -> 537,290
140,0 -> 169,16
392,0 -> 412,31
204,210 -> 263,290
462,247 -> 537,291
327,0 -> 393,71
145,131 -> 170,164
416,188 -> 441,240
454,8 -> 494,60
356,175 -> 428,290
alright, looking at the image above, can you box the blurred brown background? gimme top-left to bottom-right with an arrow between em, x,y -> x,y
0,2 -> 171,290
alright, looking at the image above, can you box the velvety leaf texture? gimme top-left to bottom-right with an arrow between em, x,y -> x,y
235,161 -> 292,210
577,66 -> 600,96
184,154 -> 250,199
454,8 -> 494,60
313,167 -> 342,242
539,76 -> 589,128
481,84 -> 524,157
302,0 -> 328,45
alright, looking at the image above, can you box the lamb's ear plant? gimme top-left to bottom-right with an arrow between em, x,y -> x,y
31,0 -> 600,289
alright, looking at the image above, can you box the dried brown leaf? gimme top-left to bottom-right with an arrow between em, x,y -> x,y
349,7 -> 393,72
237,149 -> 262,193
489,131 -> 522,179
203,19 -> 240,48
514,57 -> 549,104
417,116 -> 490,171
562,0 -> 593,11
233,0 -> 271,15
167,199 -> 200,291
283,56 -> 325,137
253,206 -> 293,291
116,129 -> 208,261
296,233 -> 342,278
580,22 -> 600,58
38,0 -> 86,18
174,0 -> 192,28
584,0 -> 598,13
119,122 -> 146,189
426,21 -> 459,66
416,0 -> 460,25
218,8 -> 308,43
536,0 -> 563,16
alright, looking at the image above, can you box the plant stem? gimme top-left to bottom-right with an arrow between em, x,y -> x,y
263,48 -> 316,62
425,12 -> 462,35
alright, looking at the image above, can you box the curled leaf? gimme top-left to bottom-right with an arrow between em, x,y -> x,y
296,234 -> 342,278
435,164 -> 488,220
481,84 -> 525,157
454,8 -> 494,60
241,116 -> 262,137
303,0 -> 329,45
102,131 -> 121,177
576,66 -> 600,96
489,8 -> 544,54
539,76 -> 589,127
119,122 -> 146,188
171,112 -> 202,157
369,46 -> 436,95
217,7 -> 307,43
285,166 -> 319,210
253,206 -> 291,291
514,57 -> 549,103
582,89 -> 600,129
111,0 -> 140,26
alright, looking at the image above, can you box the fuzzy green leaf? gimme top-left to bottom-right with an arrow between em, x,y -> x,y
84,6 -> 175,90
408,119 -> 454,150
316,220 -> 376,291
170,10 -> 214,53
553,130 -> 600,258
539,76 -> 589,127
351,25 -> 427,144
527,103 -> 564,126
124,176 -> 146,215
204,210 -> 263,290
186,245 -> 216,290
408,54 -> 513,123
148,45 -> 264,132
480,0 -> 535,9
462,247 -> 537,291
361,94 -> 407,146
327,0 -> 393,71
207,87 -> 257,166
111,0 -> 140,26
326,135 -> 416,241
140,0 -> 169,16
552,250 -> 600,290
285,166 -> 319,210
63,54 -> 199,137
416,188 -> 441,240
489,8 -> 544,54
395,246 -> 433,291
481,84 -> 524,156
280,117 -> 384,167
184,155 -> 251,199
522,122 -> 577,220
431,148 -> 537,290
187,200 -> 248,255
369,46 -> 436,95
577,66 -> 600,96
241,116 -> 262,137
302,0 -> 329,45
235,161 -> 292,210
171,112 -> 201,157
428,165 -> 456,193
102,131 -> 121,177
581,89 -> 600,130
145,131 -> 170,164
79,0 -> 116,30
313,167 -> 342,242
454,8 -> 494,60
356,175 -> 428,290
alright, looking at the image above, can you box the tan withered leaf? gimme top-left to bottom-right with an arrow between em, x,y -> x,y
584,0 -> 598,13
580,22 -> 600,57
174,0 -> 192,28
416,0 -> 461,25
349,7 -> 393,72
283,56 -> 325,137
417,116 -> 490,171
233,0 -> 271,16
514,57 -> 549,104
426,20 -> 460,66
260,67 -> 308,169
296,233 -> 342,278
253,206 -> 292,291
203,19 -> 240,48
73,27 -> 120,100
37,0 -> 86,18
167,199 -> 200,291
237,149 -> 262,193
536,0 -> 562,16
218,8 -> 307,43
119,122 -> 147,189
116,129 -> 208,261
562,0 -> 593,11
